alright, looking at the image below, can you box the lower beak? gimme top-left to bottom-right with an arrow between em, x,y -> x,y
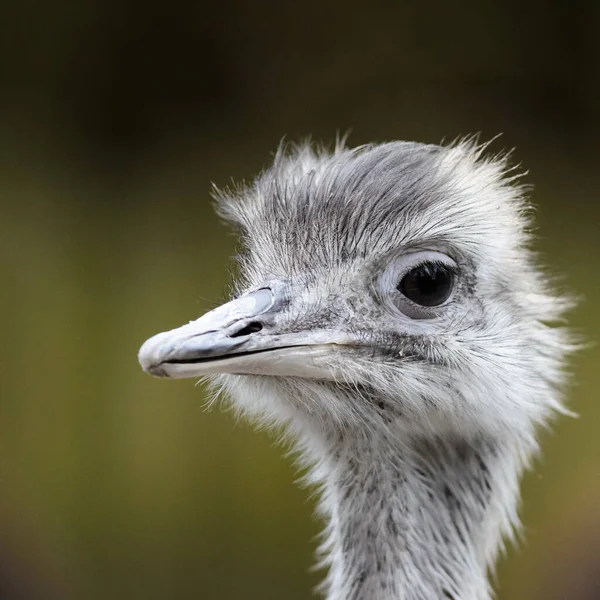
138,287 -> 350,380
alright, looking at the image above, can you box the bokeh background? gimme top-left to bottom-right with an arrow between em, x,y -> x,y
0,1 -> 598,599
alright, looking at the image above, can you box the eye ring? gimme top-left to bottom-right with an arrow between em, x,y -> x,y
378,249 -> 459,320
398,261 -> 455,307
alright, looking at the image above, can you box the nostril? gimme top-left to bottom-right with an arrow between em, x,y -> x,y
229,321 -> 263,338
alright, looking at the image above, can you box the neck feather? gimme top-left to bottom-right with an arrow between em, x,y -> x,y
307,429 -> 524,600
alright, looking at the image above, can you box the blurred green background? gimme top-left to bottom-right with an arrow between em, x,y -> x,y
0,1 -> 598,599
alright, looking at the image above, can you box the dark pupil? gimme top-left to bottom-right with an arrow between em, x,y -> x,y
398,262 -> 454,307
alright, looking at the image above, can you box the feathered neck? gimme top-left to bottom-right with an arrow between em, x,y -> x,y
306,427 -> 525,600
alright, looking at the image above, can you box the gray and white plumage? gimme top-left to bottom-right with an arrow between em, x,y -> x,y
139,139 -> 575,599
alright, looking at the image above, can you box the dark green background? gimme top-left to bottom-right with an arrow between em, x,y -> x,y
0,1 -> 598,598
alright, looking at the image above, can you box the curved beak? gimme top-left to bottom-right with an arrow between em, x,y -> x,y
138,286 -> 350,380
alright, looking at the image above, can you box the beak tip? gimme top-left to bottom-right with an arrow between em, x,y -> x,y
138,332 -> 171,377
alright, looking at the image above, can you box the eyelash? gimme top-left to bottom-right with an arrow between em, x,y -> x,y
399,260 -> 457,280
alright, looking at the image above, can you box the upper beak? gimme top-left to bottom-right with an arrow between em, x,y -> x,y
138,285 -> 351,380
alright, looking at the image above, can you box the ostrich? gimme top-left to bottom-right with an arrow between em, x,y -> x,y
138,139 -> 574,600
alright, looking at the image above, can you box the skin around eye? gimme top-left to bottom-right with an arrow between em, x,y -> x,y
378,249 -> 458,320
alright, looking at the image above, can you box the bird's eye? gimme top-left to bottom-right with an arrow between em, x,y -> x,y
398,262 -> 454,307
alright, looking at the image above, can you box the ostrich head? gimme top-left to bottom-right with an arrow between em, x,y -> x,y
139,140 -> 574,600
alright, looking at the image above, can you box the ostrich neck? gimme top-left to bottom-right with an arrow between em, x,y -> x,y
312,430 -> 520,600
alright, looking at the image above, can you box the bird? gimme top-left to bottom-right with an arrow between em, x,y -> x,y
138,138 -> 575,600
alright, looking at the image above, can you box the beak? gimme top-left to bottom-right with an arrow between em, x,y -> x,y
138,286 -> 351,380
